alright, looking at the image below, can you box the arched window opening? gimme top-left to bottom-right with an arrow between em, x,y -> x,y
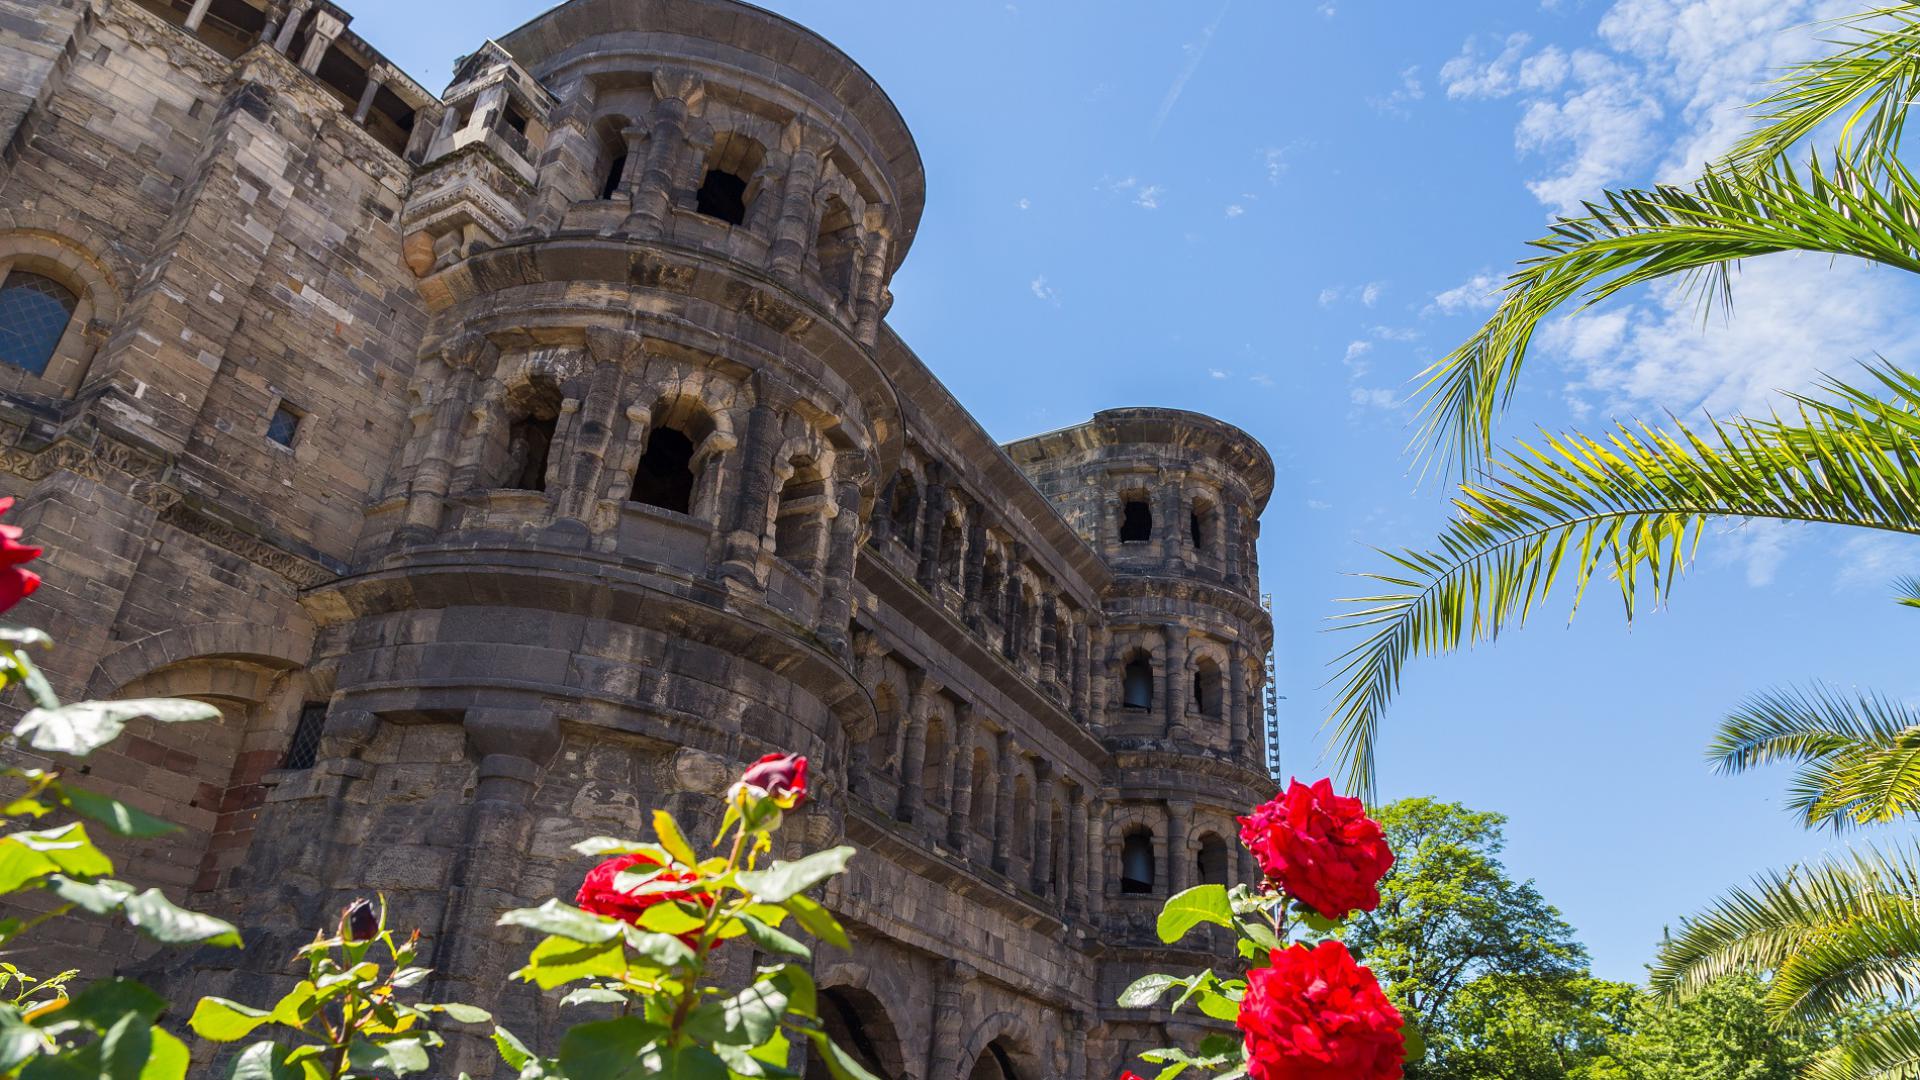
1193,659 -> 1222,718
695,170 -> 749,225
631,427 -> 696,512
1191,501 -> 1215,552
773,458 -> 829,570
888,472 -> 919,549
1122,655 -> 1154,711
1120,498 -> 1153,543
864,683 -> 902,789
1121,829 -> 1156,894
805,988 -> 895,1080
968,1043 -> 1022,1080
601,153 -> 628,199
815,196 -> 859,302
506,414 -> 556,491
1197,834 -> 1232,886
0,272 -> 78,377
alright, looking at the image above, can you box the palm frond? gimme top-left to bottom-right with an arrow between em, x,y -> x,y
1415,151 -> 1920,478
1896,575 -> 1920,608
1807,1011 -> 1920,1080
1729,5 -> 1920,176
1330,366 -> 1920,797
1649,844 -> 1920,1025
1710,684 -> 1920,830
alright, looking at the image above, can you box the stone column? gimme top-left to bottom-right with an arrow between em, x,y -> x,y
852,219 -> 893,347
297,10 -> 343,75
1227,646 -> 1248,756
1039,594 -> 1060,695
962,516 -> 988,628
399,337 -> 492,541
272,0 -> 310,53
769,120 -> 829,282
183,0 -> 214,32
1002,551 -> 1025,661
946,702 -> 977,850
1070,617 -> 1089,720
716,391 -> 780,584
915,464 -> 947,590
1085,797 -> 1105,919
896,671 -> 932,824
1167,800 -> 1193,896
353,65 -> 389,125
926,961 -> 976,1080
625,70 -> 703,235
1163,623 -> 1188,739
846,632 -> 884,798
991,731 -> 1014,875
1067,788 -> 1089,918
526,80 -> 600,228
1088,625 -> 1110,730
438,708 -> 560,1076
1065,1013 -> 1092,1080
1221,501 -> 1242,586
1030,761 -> 1055,896
816,459 -> 867,658
558,331 -> 634,530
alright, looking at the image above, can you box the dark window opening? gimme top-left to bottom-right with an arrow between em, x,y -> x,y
1198,835 -> 1232,886
281,703 -> 328,770
695,169 -> 749,225
631,427 -> 696,513
888,475 -> 919,548
1191,509 -> 1209,551
601,154 -> 628,199
507,414 -> 556,491
1120,499 -> 1153,543
0,272 -> 77,377
266,402 -> 303,448
1122,657 -> 1154,711
500,104 -> 528,136
1121,830 -> 1156,894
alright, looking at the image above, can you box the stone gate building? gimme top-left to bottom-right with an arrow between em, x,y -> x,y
0,0 -> 1276,1075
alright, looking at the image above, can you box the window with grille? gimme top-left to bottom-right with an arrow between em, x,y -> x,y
281,703 -> 328,770
267,402 -> 303,447
0,272 -> 78,377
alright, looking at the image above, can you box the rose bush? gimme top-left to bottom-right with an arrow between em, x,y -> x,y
1120,780 -> 1414,1080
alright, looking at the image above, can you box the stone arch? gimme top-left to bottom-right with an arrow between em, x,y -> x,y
626,388 -> 735,519
590,112 -> 639,200
813,962 -> 917,1080
1106,804 -> 1167,897
696,124 -> 770,228
89,621 -> 314,700
813,185 -> 862,304
0,219 -> 124,397
959,1012 -> 1043,1080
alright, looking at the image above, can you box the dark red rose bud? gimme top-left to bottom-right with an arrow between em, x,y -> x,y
739,753 -> 809,808
0,498 -> 43,615
341,897 -> 379,942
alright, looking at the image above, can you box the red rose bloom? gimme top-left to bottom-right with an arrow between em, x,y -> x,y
0,498 -> 42,614
739,753 -> 809,808
575,853 -> 716,946
1238,778 -> 1393,920
1239,940 -> 1405,1080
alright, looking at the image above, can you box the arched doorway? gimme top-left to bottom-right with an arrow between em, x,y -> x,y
966,1041 -> 1023,1080
803,986 -> 905,1079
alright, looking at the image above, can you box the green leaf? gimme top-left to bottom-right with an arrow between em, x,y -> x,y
0,627 -> 54,648
556,1017 -> 657,1080
734,913 -> 810,959
12,823 -> 113,877
431,1003 -> 492,1025
764,963 -> 817,1020
67,978 -> 169,1027
120,888 -> 241,947
558,988 -> 628,1008
1156,885 -> 1233,944
42,875 -> 134,914
784,894 -> 849,951
141,1028 -> 189,1080
618,927 -> 695,969
347,1036 -> 430,1077
570,837 -> 652,857
735,848 -> 855,904
15,699 -> 220,757
498,900 -> 624,943
635,902 -> 706,937
716,980 -> 788,1046
652,810 -> 699,867
492,1027 -> 534,1071
0,1004 -> 45,1071
58,787 -> 176,839
1402,1022 -> 1427,1063
189,998 -> 276,1043
228,1041 -> 311,1080
1119,973 -> 1183,1009
98,1012 -> 151,1080
516,935 -> 629,990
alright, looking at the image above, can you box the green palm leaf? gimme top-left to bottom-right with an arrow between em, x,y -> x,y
1649,845 -> 1920,1024
1807,1010 -> 1920,1080
1331,367 -> 1920,796
1414,151 -> 1920,477
1711,685 -> 1920,830
1729,5 -> 1920,176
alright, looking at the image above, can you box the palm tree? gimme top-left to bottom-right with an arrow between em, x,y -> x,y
1326,4 -> 1920,1073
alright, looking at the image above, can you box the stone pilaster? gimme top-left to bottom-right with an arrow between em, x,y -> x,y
1162,623 -> 1187,739
896,670 -> 932,823
915,463 -> 947,590
716,388 -> 782,584
925,961 -> 976,1080
816,458 -> 867,657
1227,646 -> 1248,755
1167,799 -> 1193,896
991,730 -> 1014,875
400,335 -> 494,541
624,70 -> 703,236
946,702 -> 977,850
769,119 -> 829,282
1030,760 -> 1055,896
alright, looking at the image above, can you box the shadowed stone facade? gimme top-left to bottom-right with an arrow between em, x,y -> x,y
0,1 -> 1276,1076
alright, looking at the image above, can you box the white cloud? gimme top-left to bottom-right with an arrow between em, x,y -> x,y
1317,2 -> 1336,17
1225,203 -> 1246,218
1718,519 -> 1794,587
1369,65 -> 1426,116
1343,340 -> 1374,375
1016,197 -> 1031,211
1427,272 -> 1501,316
1308,499 -> 1334,511
1250,373 -> 1276,387
1546,254 -> 1920,419
1361,282 -> 1385,307
1834,534 -> 1920,594
1135,184 -> 1165,210
1029,276 -> 1058,304
1102,176 -> 1165,209
1350,387 -> 1399,409
1371,325 -> 1419,343
1442,34 -> 1572,99
1317,287 -> 1341,307
1262,146 -> 1293,185
1209,367 -> 1231,379
1155,0 -> 1234,135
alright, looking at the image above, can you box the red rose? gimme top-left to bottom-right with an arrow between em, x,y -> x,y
0,498 -> 42,614
1238,778 -> 1394,920
1239,940 -> 1405,1080
739,753 -> 809,808
575,853 -> 716,946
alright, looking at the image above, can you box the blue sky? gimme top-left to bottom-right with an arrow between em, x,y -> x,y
360,0 -> 1920,982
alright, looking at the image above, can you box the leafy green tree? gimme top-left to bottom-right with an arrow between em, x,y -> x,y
1609,976 -> 1825,1080
1346,799 -> 1587,1040
1423,974 -> 1637,1080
